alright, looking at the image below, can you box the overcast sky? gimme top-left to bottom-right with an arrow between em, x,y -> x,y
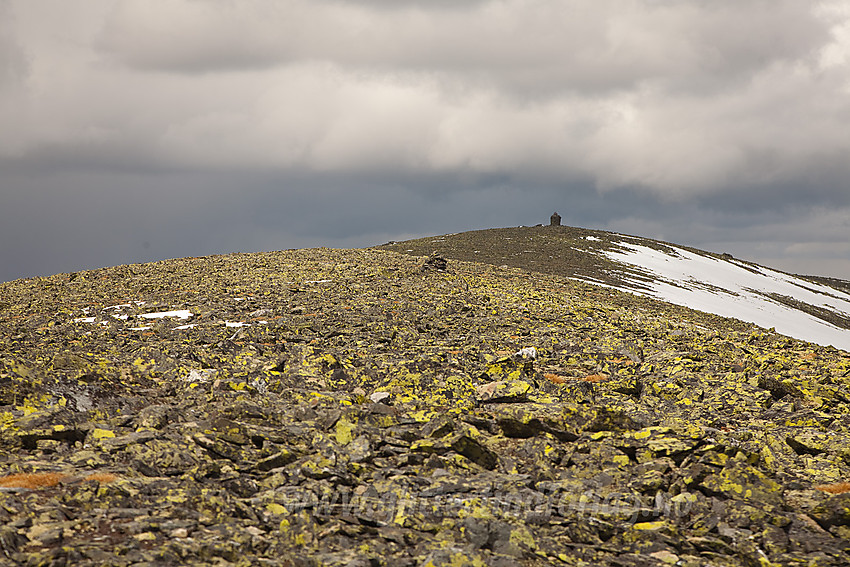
2,0 -> 849,283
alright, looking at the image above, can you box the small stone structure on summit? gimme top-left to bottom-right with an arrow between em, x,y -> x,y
550,212 -> 561,226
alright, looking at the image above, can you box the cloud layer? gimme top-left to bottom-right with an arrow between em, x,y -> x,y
2,0 -> 850,282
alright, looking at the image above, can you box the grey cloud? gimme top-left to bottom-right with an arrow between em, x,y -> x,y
0,2 -> 27,89
80,1 -> 850,202
2,164 -> 848,284
2,0 -> 849,284
333,0 -> 490,8
694,155 -> 850,214
93,0 -> 829,97
0,166 -> 627,282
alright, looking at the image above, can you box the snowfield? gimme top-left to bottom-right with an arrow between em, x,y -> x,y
595,241 -> 850,351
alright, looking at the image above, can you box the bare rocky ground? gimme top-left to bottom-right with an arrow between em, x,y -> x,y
1,236 -> 850,566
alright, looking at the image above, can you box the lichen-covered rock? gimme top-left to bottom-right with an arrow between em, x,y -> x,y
1,239 -> 849,565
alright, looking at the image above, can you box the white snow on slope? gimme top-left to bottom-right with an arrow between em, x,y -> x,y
138,310 -> 193,320
598,242 -> 850,351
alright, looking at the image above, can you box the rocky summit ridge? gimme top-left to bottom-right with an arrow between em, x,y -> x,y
1,226 -> 850,566
380,226 -> 850,351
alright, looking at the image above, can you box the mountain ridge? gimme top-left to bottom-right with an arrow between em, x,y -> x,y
2,229 -> 850,565
377,225 -> 850,352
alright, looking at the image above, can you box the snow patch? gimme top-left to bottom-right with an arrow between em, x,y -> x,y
139,310 -> 193,320
599,242 -> 850,351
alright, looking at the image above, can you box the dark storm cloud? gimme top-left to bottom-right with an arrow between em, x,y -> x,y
0,164 -> 657,282
2,0 -> 850,282
694,156 -> 850,215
